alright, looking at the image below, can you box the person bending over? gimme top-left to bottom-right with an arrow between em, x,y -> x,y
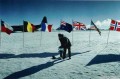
58,33 -> 72,59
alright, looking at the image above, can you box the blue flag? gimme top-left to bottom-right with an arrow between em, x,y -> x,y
41,22 -> 47,31
59,21 -> 73,33
41,16 -> 47,31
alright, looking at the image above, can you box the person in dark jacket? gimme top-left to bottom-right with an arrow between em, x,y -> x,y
58,33 -> 72,59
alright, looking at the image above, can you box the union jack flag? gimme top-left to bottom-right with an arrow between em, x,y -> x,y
73,21 -> 86,30
109,19 -> 120,31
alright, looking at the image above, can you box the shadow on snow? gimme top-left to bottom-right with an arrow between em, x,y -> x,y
86,54 -> 120,66
0,52 -> 59,59
3,51 -> 90,79
0,51 -> 90,59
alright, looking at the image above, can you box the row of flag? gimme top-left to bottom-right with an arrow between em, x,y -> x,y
59,19 -> 120,36
0,16 -> 52,35
1,16 -> 120,35
1,20 -> 38,35
59,20 -> 101,35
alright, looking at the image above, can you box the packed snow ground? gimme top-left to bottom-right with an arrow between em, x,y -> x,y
0,31 -> 120,79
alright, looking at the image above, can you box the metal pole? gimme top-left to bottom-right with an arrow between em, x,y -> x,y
0,19 -> 1,48
23,20 -> 24,48
106,30 -> 110,47
89,29 -> 91,46
40,31 -> 42,47
72,19 -> 74,45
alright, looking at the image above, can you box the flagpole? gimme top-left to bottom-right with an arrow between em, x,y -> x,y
0,19 -> 1,48
57,23 -> 59,46
57,19 -> 62,46
89,19 -> 92,47
72,19 -> 74,45
23,20 -> 24,48
106,19 -> 113,47
40,30 -> 42,47
106,29 -> 110,47
89,28 -> 91,47
57,20 -> 61,46
72,30 -> 73,45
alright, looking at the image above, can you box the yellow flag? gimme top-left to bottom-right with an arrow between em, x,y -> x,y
27,22 -> 33,32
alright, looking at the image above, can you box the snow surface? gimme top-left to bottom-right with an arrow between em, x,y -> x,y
0,31 -> 120,79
